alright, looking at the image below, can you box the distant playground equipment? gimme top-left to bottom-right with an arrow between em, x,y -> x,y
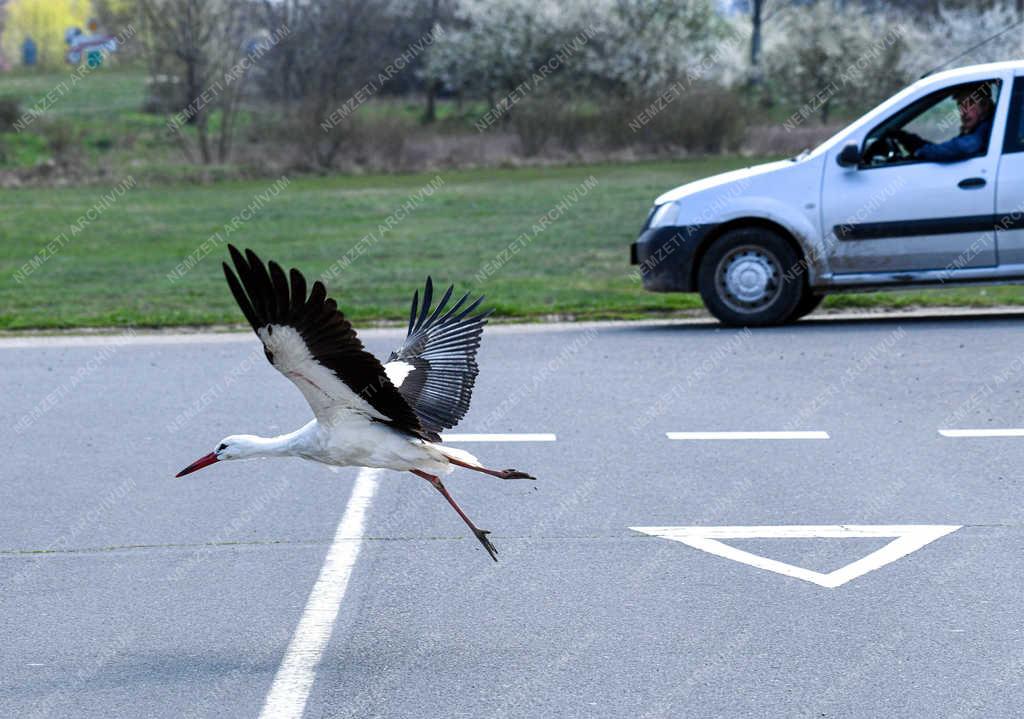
65,19 -> 118,67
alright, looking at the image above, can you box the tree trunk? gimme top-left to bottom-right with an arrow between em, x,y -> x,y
423,79 -> 439,123
196,116 -> 212,164
183,61 -> 212,164
749,0 -> 764,87
422,0 -> 441,123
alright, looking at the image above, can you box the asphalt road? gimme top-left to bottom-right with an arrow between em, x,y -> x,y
3,313 -> 1024,718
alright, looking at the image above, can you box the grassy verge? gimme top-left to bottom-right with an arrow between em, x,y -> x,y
2,157 -> 1024,330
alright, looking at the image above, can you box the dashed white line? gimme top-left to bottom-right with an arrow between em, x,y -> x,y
666,431 -> 829,441
441,433 -> 557,442
939,428 -> 1024,438
258,467 -> 380,719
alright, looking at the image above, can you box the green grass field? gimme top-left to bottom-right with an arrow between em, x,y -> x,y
0,159 -> 717,329
4,157 -> 1024,331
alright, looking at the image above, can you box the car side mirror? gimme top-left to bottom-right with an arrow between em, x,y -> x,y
837,143 -> 861,168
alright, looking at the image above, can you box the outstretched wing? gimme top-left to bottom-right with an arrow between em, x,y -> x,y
384,277 -> 492,435
223,245 -> 426,437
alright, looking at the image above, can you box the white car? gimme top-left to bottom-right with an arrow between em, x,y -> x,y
630,60 -> 1024,325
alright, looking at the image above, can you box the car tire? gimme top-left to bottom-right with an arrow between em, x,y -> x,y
697,227 -> 804,327
788,292 -> 824,321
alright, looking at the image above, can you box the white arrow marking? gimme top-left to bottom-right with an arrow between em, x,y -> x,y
629,525 -> 961,588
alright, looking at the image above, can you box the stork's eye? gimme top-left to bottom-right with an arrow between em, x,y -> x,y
217,443 -> 228,451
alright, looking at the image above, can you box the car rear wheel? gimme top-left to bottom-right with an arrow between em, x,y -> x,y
697,227 -> 805,326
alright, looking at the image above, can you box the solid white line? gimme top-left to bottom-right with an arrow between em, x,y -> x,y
258,468 -> 380,719
939,428 -> 1024,438
440,433 -> 556,442
666,431 -> 829,441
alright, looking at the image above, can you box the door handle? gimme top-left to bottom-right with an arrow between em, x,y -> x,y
958,177 -> 986,189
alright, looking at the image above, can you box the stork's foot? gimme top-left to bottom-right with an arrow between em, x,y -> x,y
444,457 -> 535,481
474,528 -> 499,561
498,469 -> 535,480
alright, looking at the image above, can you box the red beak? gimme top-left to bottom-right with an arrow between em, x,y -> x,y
176,452 -> 219,477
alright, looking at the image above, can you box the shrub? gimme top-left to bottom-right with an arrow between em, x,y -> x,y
272,103 -> 414,172
349,114 -> 411,171
602,82 -> 746,153
38,119 -> 83,164
509,101 -> 554,156
0,97 -> 23,131
509,95 -> 602,156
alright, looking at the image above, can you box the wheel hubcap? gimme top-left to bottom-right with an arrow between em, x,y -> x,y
716,246 -> 783,314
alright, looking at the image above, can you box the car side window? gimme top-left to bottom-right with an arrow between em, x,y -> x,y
901,94 -> 964,144
1003,77 -> 1024,154
861,79 -> 1000,167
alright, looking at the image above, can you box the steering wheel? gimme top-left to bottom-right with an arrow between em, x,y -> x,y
865,133 -> 910,164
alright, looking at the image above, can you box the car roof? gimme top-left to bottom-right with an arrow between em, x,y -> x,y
923,60 -> 1024,82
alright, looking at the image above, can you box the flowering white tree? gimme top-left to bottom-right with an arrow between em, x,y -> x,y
762,1 -> 909,125
423,0 -> 593,106
899,2 -> 1024,79
579,0 -> 736,95
424,0 -> 734,107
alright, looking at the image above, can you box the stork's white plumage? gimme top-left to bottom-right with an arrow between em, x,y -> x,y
176,245 -> 534,561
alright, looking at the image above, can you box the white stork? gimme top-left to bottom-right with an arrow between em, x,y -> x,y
176,245 -> 534,561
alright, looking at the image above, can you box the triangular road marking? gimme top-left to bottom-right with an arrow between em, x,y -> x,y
628,525 -> 961,588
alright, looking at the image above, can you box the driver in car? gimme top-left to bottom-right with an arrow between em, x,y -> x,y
892,83 -> 995,162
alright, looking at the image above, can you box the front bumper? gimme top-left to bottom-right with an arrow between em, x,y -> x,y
630,224 -> 718,292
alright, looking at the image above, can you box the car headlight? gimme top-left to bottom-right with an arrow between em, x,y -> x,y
648,201 -> 679,229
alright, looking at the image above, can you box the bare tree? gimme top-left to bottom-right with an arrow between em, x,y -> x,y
255,0 -> 406,167
139,0 -> 255,164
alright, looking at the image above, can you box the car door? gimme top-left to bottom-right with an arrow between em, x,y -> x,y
995,75 -> 1024,265
820,78 -> 1003,275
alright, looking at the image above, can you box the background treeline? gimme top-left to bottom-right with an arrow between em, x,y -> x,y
2,0 -> 1024,181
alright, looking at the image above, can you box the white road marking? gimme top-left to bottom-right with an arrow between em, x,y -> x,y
939,428 -> 1024,438
629,525 -> 961,589
666,431 -> 829,441
258,468 -> 380,719
441,433 -> 556,442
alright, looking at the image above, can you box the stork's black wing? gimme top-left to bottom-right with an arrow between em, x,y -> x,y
223,245 -> 426,437
383,277 -> 491,435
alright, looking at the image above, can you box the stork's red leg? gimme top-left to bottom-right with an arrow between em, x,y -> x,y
444,457 -> 535,480
411,470 -> 498,561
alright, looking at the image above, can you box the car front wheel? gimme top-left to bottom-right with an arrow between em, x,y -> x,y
697,227 -> 806,326
788,292 -> 824,321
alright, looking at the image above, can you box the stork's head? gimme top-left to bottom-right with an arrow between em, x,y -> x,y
175,435 -> 261,477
